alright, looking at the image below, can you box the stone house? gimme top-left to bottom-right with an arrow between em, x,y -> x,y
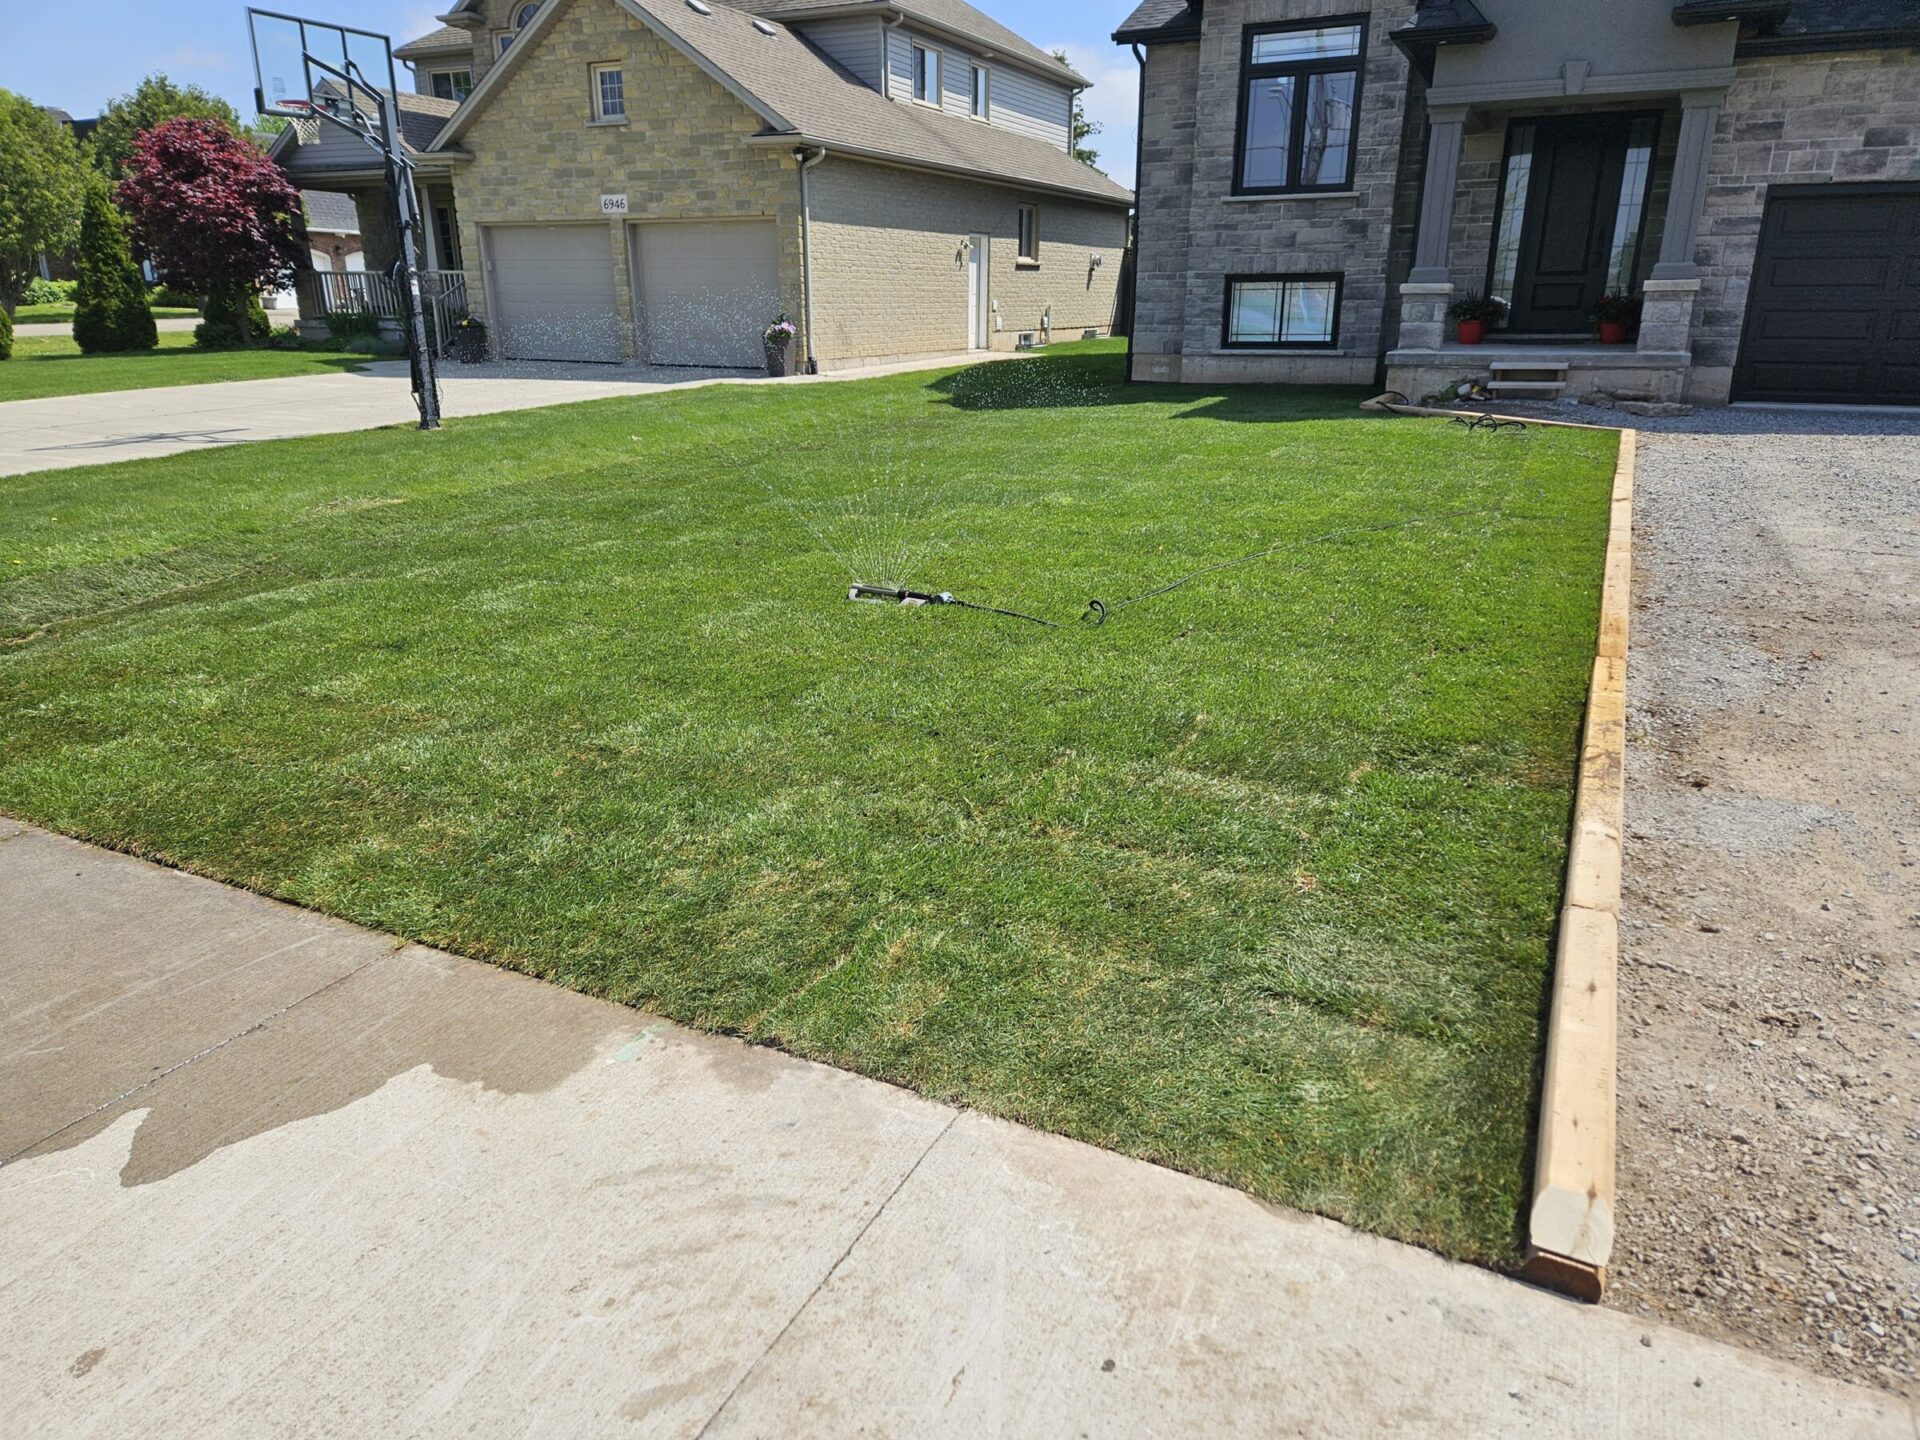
1116,0 -> 1920,405
281,0 -> 1132,370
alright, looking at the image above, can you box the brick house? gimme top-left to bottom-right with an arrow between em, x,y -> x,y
1116,0 -> 1920,405
282,0 -> 1132,370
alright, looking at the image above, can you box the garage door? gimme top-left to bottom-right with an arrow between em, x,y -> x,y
488,224 -> 622,363
1733,185 -> 1920,405
634,221 -> 781,368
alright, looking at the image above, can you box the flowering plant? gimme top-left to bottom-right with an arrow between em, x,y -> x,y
1590,293 -> 1642,325
763,313 -> 797,344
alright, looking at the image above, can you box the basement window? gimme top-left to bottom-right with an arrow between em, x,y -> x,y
591,63 -> 626,122
1222,273 -> 1341,348
912,44 -> 940,105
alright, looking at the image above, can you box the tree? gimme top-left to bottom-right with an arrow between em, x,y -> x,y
73,178 -> 157,353
0,89 -> 88,317
89,74 -> 242,179
1051,51 -> 1103,168
118,119 -> 303,347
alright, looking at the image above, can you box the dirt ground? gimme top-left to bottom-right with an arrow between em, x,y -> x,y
1599,408 -> 1919,1398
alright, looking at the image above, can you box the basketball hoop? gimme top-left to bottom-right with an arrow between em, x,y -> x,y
284,101 -> 319,147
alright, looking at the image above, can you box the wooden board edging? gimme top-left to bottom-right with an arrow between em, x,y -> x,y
1520,429 -> 1636,1301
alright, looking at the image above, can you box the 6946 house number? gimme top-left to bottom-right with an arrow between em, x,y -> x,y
600,194 -> 629,215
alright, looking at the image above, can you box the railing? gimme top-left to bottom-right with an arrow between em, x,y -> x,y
296,268 -> 471,353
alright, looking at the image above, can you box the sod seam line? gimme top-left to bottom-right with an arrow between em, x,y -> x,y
1520,428 -> 1635,1302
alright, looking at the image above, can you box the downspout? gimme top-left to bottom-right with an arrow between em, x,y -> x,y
881,10 -> 905,99
1126,43 -> 1146,384
795,145 -> 826,376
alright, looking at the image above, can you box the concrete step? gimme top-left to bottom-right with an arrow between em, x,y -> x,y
1488,379 -> 1568,394
1489,361 -> 1570,377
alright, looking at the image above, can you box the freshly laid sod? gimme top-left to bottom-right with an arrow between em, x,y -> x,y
0,332 -> 368,403
14,303 -> 201,323
0,343 -> 1618,1263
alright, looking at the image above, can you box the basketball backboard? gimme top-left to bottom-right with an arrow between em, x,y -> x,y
247,8 -> 396,136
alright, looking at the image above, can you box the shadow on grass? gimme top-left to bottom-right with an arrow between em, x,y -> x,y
928,349 -> 1378,425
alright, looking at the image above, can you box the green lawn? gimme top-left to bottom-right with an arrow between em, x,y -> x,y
15,303 -> 201,323
0,342 -> 1618,1263
0,332 -> 367,402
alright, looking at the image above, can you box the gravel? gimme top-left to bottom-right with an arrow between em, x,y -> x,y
1504,402 -> 1920,1399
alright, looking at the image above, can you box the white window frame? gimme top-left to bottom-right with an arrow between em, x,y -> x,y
911,44 -> 940,106
1016,204 -> 1039,264
427,68 -> 472,103
494,31 -> 513,55
969,64 -> 989,120
514,2 -> 542,27
590,62 -> 626,122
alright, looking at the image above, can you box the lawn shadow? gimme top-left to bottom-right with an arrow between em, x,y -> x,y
927,350 -> 1379,426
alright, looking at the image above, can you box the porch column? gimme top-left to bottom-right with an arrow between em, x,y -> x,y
1409,106 -> 1469,286
417,184 -> 441,270
1400,105 -> 1468,351
1652,90 -> 1724,281
1641,89 -> 1722,356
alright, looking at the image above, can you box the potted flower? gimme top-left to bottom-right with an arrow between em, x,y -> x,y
1447,293 -> 1507,346
763,313 -> 798,377
1591,293 -> 1641,345
452,314 -> 488,364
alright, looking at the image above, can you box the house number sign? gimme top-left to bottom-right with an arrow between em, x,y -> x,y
600,194 -> 629,215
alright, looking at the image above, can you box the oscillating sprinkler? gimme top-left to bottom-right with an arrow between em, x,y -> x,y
848,584 -> 956,607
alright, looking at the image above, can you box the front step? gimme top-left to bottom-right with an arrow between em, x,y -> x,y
1488,359 -> 1570,399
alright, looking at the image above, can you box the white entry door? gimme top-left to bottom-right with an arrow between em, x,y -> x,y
967,234 -> 989,349
634,221 -> 781,368
487,224 -> 622,363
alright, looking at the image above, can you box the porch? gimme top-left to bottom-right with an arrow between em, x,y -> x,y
1387,79 -> 1726,403
294,269 -> 472,352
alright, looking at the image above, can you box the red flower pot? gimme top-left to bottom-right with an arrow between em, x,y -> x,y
1456,319 -> 1486,345
1598,320 -> 1631,345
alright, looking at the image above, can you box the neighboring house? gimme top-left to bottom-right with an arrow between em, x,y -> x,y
279,0 -> 1131,369
34,108 -> 101,282
1117,0 -> 1920,406
302,189 -> 365,273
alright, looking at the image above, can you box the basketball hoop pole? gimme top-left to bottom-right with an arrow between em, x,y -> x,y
246,8 -> 441,430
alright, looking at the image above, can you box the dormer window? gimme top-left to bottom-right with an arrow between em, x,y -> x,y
912,44 -> 940,105
428,68 -> 473,102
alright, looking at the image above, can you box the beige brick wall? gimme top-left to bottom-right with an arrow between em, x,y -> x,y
805,157 -> 1130,367
450,0 -> 804,361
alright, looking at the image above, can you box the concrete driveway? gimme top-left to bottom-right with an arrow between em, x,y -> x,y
1,818 -> 1908,1439
0,352 -> 1006,477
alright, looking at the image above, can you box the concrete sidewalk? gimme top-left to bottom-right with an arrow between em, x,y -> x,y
12,317 -> 201,338
0,351 -> 1008,476
0,817 -> 1910,1439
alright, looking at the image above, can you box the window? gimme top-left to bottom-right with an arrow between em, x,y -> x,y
1017,204 -> 1038,263
591,63 -> 626,121
1234,18 -> 1365,195
495,31 -> 513,55
428,69 -> 472,103
912,44 -> 940,105
434,205 -> 461,267
515,3 -> 541,26
970,64 -> 989,119
1222,274 -> 1341,348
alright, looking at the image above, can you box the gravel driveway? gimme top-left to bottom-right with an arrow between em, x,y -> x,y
1577,404 -> 1920,1398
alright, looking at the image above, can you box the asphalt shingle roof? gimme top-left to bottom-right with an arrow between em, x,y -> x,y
302,188 -> 362,234
435,0 -> 1130,206
1112,0 -> 1202,44
395,25 -> 474,60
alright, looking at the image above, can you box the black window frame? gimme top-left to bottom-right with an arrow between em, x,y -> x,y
1219,272 -> 1344,350
1231,15 -> 1369,197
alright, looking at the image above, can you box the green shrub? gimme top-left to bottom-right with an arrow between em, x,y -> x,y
151,282 -> 201,309
73,185 -> 158,353
23,277 -> 65,306
0,305 -> 13,361
195,288 -> 271,349
323,309 -> 382,341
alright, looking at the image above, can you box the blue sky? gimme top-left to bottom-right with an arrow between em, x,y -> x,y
0,1 -> 1144,184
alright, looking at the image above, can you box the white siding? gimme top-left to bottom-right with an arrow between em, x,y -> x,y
795,16 -> 885,90
884,28 -> 1072,152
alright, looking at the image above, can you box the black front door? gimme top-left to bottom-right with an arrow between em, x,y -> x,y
1504,115 -> 1633,334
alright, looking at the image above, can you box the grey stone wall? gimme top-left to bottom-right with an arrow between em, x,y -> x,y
1132,0 -> 1419,384
1690,48 -> 1920,399
1131,41 -> 1199,377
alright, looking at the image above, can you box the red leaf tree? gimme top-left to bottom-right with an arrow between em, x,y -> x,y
117,118 -> 304,346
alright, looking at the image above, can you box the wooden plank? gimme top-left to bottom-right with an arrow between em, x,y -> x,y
1524,429 -> 1635,1299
